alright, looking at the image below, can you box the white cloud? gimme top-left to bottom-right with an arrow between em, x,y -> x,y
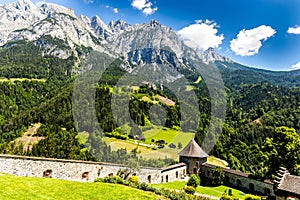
292,61 -> 300,70
105,5 -> 119,14
113,8 -> 119,14
131,0 -> 149,10
131,0 -> 157,15
177,20 -> 224,51
287,26 -> 300,34
142,7 -> 157,15
83,0 -> 94,4
230,25 -> 276,56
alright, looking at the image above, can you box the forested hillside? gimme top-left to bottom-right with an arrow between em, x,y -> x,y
0,40 -> 299,180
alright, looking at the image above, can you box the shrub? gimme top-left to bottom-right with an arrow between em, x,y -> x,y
220,193 -> 232,200
184,186 -> 196,194
94,178 -> 104,182
244,194 -> 261,200
137,182 -> 156,192
187,174 -> 201,188
168,143 -> 176,149
95,176 -> 129,185
128,175 -> 139,185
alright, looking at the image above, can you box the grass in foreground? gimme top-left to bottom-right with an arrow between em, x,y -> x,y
0,174 -> 160,200
153,181 -> 245,199
197,185 -> 245,198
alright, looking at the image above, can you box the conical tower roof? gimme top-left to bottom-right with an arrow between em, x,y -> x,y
179,138 -> 208,158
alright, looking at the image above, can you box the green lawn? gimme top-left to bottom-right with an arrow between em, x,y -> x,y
169,132 -> 195,150
0,174 -> 160,200
186,85 -> 195,91
197,185 -> 245,199
142,128 -> 194,149
153,181 -> 245,199
103,137 -> 178,159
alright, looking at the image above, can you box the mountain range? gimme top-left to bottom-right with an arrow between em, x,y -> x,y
2,0 -> 300,88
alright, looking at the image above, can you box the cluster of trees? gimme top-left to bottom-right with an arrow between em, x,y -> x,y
207,82 -> 300,178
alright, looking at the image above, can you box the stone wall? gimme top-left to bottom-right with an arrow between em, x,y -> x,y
201,164 -> 275,197
0,154 -> 186,184
160,163 -> 187,183
276,194 -> 300,200
180,156 -> 207,175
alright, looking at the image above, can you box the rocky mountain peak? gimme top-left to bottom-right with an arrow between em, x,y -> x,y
39,2 -> 76,18
201,47 -> 232,64
91,15 -> 111,38
149,19 -> 161,27
108,19 -> 130,33
106,20 -> 185,60
15,0 -> 36,11
91,15 -> 105,25
78,14 -> 91,25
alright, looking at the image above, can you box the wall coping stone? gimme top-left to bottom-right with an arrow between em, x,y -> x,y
0,154 -> 161,170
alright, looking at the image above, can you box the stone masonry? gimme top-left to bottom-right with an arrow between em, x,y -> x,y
0,154 -> 186,184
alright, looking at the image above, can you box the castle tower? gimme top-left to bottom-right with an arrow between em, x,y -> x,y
179,138 -> 208,175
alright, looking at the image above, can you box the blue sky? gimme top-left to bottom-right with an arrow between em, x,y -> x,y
2,0 -> 300,71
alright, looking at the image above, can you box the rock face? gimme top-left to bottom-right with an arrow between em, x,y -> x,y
0,0 -> 229,76
0,0 -> 44,45
200,47 -> 232,64
0,0 -> 105,52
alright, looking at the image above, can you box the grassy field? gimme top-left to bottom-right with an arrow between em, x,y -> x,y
103,137 -> 178,159
197,185 -> 245,199
142,128 -> 194,149
0,78 -> 46,83
153,181 -> 245,199
0,174 -> 160,200
77,132 -> 89,144
103,128 -> 228,166
194,76 -> 203,84
103,127 -> 194,160
186,85 -> 195,91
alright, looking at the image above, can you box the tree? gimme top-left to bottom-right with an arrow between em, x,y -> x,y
177,142 -> 183,149
262,126 -> 300,177
187,174 -> 200,188
211,167 -> 225,185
